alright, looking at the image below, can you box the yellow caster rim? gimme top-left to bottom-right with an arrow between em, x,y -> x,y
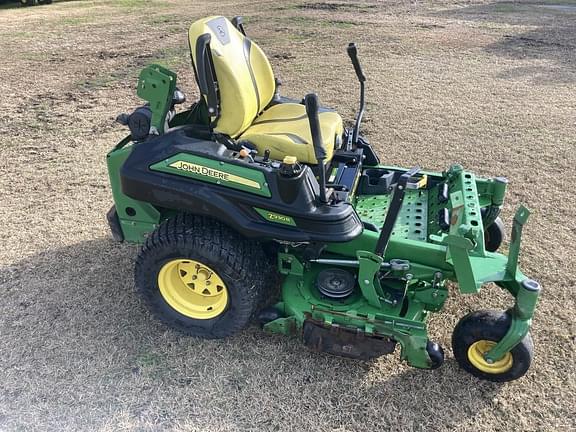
467,340 -> 513,374
158,259 -> 228,320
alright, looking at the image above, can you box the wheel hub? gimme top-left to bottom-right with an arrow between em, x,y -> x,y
158,259 -> 228,319
467,340 -> 513,374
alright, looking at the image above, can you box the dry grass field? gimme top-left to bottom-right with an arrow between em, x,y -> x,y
0,0 -> 575,430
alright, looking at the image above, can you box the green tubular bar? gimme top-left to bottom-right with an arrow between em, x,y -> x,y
484,206 -> 541,362
356,250 -> 384,308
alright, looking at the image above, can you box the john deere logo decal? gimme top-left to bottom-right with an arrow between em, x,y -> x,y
169,161 -> 261,190
150,154 -> 271,197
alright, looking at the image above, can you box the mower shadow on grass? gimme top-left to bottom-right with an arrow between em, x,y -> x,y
0,238 -> 503,430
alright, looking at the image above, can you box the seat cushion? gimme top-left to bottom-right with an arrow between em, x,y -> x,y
239,103 -> 343,164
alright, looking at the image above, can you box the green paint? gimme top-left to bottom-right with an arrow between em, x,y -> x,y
507,206 -> 530,277
278,252 -> 304,276
445,165 -> 486,255
264,165 -> 539,369
106,139 -> 162,243
151,153 -> 271,197
263,316 -> 297,335
355,190 -> 428,241
137,64 -> 176,134
254,208 -> 296,226
483,275 -> 540,362
356,250 -> 384,308
271,254 -> 434,368
481,206 -> 539,361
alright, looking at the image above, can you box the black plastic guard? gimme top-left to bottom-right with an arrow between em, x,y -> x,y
119,127 -> 363,243
106,205 -> 124,242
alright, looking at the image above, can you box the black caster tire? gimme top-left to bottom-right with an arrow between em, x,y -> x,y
426,340 -> 445,369
135,214 -> 274,339
452,310 -> 533,382
39,0 -> 53,4
484,217 -> 505,252
20,0 -> 35,6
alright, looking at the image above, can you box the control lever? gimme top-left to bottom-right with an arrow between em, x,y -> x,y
347,42 -> 366,82
263,149 -> 271,162
375,167 -> 421,257
195,34 -> 219,118
346,42 -> 366,149
304,93 -> 328,204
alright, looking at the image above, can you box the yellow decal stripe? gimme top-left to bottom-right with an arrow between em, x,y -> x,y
168,161 -> 261,190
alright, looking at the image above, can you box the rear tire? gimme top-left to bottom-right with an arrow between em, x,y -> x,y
135,214 -> 274,339
20,0 -> 35,6
452,310 -> 533,382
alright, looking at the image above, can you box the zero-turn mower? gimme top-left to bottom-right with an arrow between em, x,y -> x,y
107,16 -> 540,382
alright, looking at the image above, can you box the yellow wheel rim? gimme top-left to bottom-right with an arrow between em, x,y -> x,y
158,259 -> 228,320
467,340 -> 513,374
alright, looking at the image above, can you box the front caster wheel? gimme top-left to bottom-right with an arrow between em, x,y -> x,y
484,217 -> 505,252
452,310 -> 533,382
135,214 -> 273,339
426,340 -> 445,369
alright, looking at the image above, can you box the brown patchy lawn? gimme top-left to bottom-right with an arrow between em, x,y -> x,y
0,0 -> 575,430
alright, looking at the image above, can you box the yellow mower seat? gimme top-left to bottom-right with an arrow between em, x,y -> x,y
240,103 -> 342,164
189,16 -> 343,164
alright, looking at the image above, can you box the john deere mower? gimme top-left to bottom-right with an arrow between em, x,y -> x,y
107,16 -> 540,382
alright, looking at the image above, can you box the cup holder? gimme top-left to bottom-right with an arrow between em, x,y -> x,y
360,168 -> 395,194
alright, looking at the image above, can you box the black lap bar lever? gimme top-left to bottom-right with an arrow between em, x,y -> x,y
375,167 -> 421,257
347,42 -> 366,148
305,93 -> 328,204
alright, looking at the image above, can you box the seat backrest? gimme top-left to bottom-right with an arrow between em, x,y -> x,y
189,16 -> 275,138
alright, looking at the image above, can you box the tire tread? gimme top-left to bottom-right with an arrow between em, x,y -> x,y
135,214 -> 275,338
